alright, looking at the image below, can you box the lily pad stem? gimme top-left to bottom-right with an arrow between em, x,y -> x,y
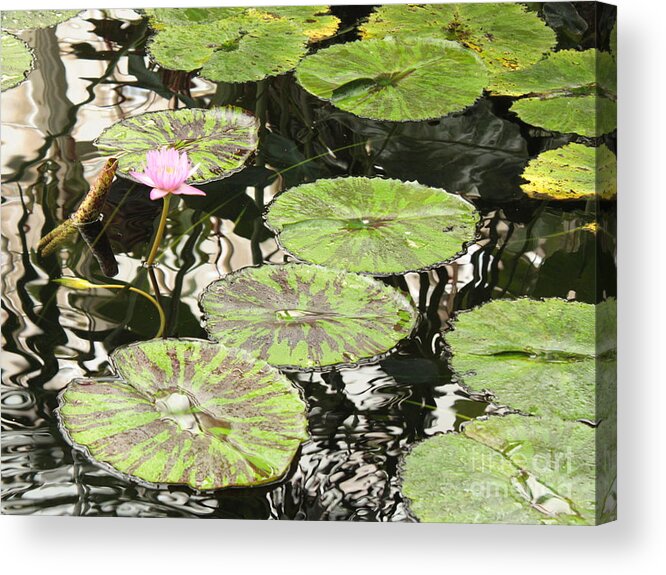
54,279 -> 166,338
96,284 -> 166,339
146,194 -> 171,267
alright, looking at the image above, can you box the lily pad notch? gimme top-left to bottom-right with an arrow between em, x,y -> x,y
94,107 -> 260,184
57,338 -> 308,490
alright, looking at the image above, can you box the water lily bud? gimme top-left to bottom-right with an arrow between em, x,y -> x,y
53,277 -> 97,290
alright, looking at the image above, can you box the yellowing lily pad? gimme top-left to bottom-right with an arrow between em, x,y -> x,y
95,107 -> 259,184
265,177 -> 479,275
520,143 -> 616,200
253,6 -> 340,43
201,263 -> 418,370
295,38 -> 488,122
57,339 -> 308,490
360,3 -> 555,73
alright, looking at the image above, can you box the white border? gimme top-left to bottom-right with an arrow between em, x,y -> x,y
2,0 -> 665,572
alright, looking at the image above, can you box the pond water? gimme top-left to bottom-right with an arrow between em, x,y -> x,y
1,6 -> 616,520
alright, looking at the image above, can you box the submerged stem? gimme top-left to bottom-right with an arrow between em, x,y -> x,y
97,284 -> 166,339
146,194 -> 171,267
54,279 -> 166,338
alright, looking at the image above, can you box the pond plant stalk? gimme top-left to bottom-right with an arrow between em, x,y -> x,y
130,147 -> 205,268
53,278 -> 166,339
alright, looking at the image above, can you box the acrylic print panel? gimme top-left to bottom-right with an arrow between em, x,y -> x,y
0,2 -> 616,524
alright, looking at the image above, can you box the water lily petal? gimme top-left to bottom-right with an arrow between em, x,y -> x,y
130,171 -> 156,188
173,183 -> 206,196
149,188 -> 170,200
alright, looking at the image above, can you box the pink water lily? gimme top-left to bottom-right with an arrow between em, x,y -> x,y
130,147 -> 205,201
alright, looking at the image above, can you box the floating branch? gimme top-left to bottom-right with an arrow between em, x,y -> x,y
37,157 -> 118,256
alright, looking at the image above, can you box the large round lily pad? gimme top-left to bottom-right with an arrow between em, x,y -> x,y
95,107 -> 259,184
490,49 -> 616,137
295,38 -> 488,122
403,414 -> 609,524
360,3 -> 556,73
200,263 -> 418,370
57,339 -> 308,490
520,143 -> 616,200
446,298 -> 616,421
265,177 -> 479,275
1,9 -> 80,31
1,32 -> 33,91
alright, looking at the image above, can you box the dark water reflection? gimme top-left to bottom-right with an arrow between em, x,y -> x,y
1,8 -> 616,519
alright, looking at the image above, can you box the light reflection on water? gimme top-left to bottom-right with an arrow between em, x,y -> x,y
1,8 -> 614,520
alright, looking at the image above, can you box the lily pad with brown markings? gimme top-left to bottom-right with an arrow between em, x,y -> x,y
200,264 -> 418,370
57,339 -> 308,490
95,107 -> 259,184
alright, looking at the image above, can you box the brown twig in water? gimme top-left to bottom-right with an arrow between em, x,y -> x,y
37,158 -> 118,256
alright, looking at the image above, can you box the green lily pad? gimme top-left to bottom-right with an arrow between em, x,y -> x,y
145,8 -> 326,83
1,32 -> 33,91
295,38 -> 488,121
95,107 -> 259,184
403,414 -> 610,524
360,3 -> 555,73
265,177 -> 479,275
490,49 -> 616,137
521,143 -> 616,200
200,263 -> 418,370
147,19 -> 305,84
144,7 -> 245,26
57,339 -> 308,490
446,298 -> 616,421
1,9 -> 80,31
145,6 -> 339,43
